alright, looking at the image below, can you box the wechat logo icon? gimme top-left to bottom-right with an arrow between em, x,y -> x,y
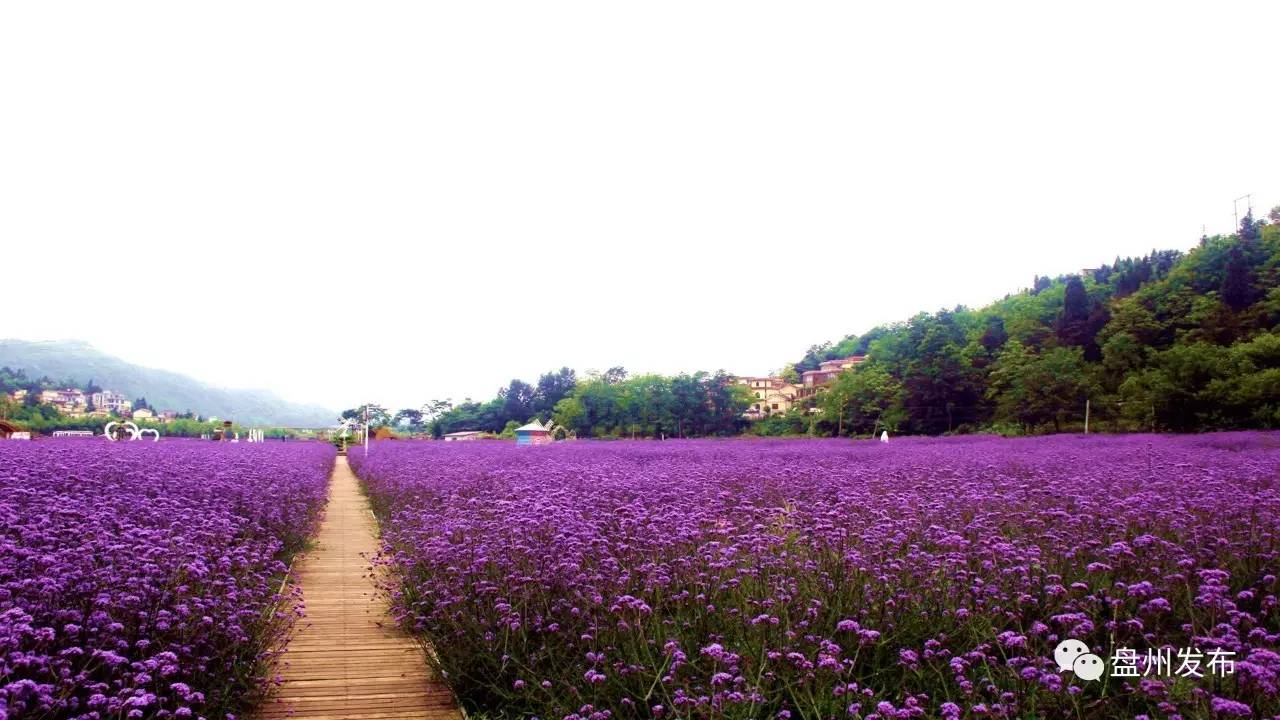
1055,639 -> 1105,681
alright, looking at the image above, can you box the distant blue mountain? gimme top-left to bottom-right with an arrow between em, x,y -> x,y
0,339 -> 335,427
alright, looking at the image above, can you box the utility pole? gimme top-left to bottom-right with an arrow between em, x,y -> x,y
364,404 -> 370,456
1084,398 -> 1090,434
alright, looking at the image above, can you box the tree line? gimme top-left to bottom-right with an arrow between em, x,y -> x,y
353,206 -> 1277,440
771,208 -> 1280,436
351,366 -> 751,439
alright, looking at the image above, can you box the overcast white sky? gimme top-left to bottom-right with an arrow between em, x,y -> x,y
2,2 -> 1277,413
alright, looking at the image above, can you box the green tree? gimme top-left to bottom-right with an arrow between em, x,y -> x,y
892,311 -> 986,433
340,404 -> 391,428
551,396 -> 585,435
1221,243 -> 1258,311
422,399 -> 453,422
533,367 -> 577,417
1208,331 -> 1280,427
987,344 -> 1097,432
778,365 -> 800,384
498,419 -> 522,439
979,316 -> 1008,353
1099,331 -> 1146,391
393,408 -> 424,430
821,364 -> 903,436
1240,209 -> 1261,243
1117,343 -> 1231,431
547,370 -> 745,439
499,379 -> 536,427
1057,276 -> 1091,344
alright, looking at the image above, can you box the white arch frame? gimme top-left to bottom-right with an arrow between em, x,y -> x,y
103,421 -> 150,442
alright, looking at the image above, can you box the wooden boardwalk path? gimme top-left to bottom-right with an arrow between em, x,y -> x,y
260,456 -> 459,720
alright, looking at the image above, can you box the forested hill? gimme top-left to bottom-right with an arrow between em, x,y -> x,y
795,209 -> 1280,435
0,340 -> 335,427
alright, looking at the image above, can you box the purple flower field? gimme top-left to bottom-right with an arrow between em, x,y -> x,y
0,440 -> 333,720
351,434 -> 1280,719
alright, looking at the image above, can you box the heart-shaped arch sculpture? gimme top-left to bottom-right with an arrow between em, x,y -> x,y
103,421 -> 147,442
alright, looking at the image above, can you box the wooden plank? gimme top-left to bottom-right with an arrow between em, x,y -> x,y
256,456 -> 460,719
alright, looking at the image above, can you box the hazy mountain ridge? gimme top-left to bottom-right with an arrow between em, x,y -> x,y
0,339 -> 335,427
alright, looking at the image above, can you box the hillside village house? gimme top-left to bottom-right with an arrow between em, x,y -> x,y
736,377 -> 801,419
734,357 -> 868,419
797,356 -> 867,398
91,391 -> 132,414
41,388 -> 85,407
39,388 -> 89,416
9,386 -> 175,421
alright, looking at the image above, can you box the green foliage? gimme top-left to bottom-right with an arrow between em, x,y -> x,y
986,344 -> 1098,432
820,363 -> 904,435
340,404 -> 392,428
0,398 -> 245,437
749,408 -> 811,436
1222,243 -> 1259,310
1118,331 -> 1280,431
429,369 -> 579,436
0,365 -> 77,395
533,367 -> 577,417
392,407 -> 424,431
794,220 -> 1280,436
550,370 -> 748,439
499,380 -> 536,426
866,310 -> 987,434
498,420 -> 522,439
429,368 -> 747,440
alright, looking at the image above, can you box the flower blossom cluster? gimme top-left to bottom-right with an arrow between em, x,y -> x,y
1,440 -> 333,720
352,433 -> 1280,719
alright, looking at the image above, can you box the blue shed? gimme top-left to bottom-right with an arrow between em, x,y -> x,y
515,420 -> 552,446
